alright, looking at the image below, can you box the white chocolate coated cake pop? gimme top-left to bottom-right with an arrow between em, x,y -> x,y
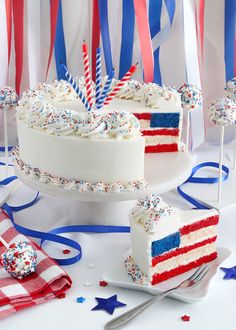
225,77 -> 236,101
0,241 -> 37,279
208,97 -> 236,126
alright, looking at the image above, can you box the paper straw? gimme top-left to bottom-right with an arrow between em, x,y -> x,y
218,125 -> 224,203
60,63 -> 91,112
95,47 -> 102,107
82,41 -> 93,108
103,63 -> 137,106
96,70 -> 115,110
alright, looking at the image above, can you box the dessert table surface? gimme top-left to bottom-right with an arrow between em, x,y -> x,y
1,144 -> 236,330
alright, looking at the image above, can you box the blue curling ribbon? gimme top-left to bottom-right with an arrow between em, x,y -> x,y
149,0 -> 162,84
54,0 -> 67,80
0,163 -> 129,266
98,0 -> 113,75
177,162 -> 229,209
224,0 -> 236,82
119,0 -> 135,79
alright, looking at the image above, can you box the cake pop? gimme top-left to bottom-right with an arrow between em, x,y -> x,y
178,84 -> 203,151
208,97 -> 236,202
0,86 -> 18,177
0,238 -> 37,279
225,77 -> 236,101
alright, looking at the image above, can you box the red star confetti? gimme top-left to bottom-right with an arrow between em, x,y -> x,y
57,292 -> 66,299
63,249 -> 71,255
181,315 -> 190,322
99,281 -> 108,287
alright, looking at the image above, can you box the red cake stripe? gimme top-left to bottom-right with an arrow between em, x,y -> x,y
151,252 -> 217,285
180,215 -> 219,235
152,236 -> 217,267
134,113 -> 151,120
142,128 -> 179,136
145,144 -> 178,153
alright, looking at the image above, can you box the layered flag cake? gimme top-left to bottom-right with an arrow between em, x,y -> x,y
125,195 -> 219,285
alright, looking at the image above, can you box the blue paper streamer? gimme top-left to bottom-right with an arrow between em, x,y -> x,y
177,162 -> 229,209
119,0 -> 135,79
54,0 -> 67,80
224,0 -> 236,82
0,146 -> 14,152
98,0 -> 113,75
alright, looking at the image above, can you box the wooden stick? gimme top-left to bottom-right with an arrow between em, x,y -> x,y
218,125 -> 225,203
186,111 -> 190,151
3,109 -> 8,177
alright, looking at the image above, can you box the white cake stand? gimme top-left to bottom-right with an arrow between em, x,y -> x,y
15,152 -> 192,225
15,152 -> 192,202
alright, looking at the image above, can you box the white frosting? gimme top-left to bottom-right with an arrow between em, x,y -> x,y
130,195 -> 181,233
0,86 -> 18,109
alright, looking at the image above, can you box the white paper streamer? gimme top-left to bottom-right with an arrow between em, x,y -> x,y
27,1 -> 42,88
0,0 -> 9,85
182,0 -> 205,150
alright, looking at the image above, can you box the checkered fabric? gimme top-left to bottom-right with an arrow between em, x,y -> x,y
0,210 -> 72,320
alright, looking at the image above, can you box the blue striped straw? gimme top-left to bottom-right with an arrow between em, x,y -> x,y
60,63 -> 91,112
96,69 -> 114,110
95,47 -> 102,107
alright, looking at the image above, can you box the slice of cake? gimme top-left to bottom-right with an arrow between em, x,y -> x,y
125,195 -> 219,285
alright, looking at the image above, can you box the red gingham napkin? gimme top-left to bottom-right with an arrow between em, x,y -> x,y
0,210 -> 72,320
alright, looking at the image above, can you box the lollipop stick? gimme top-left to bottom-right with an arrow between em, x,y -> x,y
186,111 -> 190,151
218,125 -> 224,203
3,109 -> 8,177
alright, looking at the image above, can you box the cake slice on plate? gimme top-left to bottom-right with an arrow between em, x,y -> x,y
125,195 -> 219,285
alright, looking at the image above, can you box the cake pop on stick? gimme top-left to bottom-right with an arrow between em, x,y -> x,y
178,84 -> 203,151
225,77 -> 236,169
0,87 -> 18,177
208,97 -> 236,202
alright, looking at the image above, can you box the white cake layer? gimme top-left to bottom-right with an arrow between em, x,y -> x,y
150,242 -> 216,278
144,135 -> 179,146
180,225 -> 216,247
130,209 -> 218,275
17,120 -> 145,183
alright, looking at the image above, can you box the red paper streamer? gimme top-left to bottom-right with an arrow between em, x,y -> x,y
12,0 -> 24,94
46,0 -> 59,79
92,0 -> 100,81
133,0 -> 154,82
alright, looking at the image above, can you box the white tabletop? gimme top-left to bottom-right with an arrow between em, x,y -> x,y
1,144 -> 236,330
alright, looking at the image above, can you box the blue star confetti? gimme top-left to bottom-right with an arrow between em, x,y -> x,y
91,295 -> 126,315
77,296 -> 86,303
220,266 -> 236,279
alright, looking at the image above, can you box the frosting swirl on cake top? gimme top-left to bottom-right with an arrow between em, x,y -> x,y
130,194 -> 180,233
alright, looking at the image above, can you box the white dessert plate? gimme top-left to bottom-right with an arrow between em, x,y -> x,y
15,151 -> 192,202
103,247 -> 231,303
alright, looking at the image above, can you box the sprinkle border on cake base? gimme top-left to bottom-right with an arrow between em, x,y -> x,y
13,147 -> 148,194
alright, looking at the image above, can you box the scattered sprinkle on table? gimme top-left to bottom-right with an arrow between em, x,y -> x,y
57,292 -> 66,299
63,249 -> 71,254
83,281 -> 92,287
77,296 -> 86,303
220,266 -> 236,279
181,315 -> 190,322
92,295 -> 126,315
99,280 -> 108,287
88,263 -> 96,269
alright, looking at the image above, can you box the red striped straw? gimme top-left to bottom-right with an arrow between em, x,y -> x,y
104,63 -> 138,106
82,41 -> 93,108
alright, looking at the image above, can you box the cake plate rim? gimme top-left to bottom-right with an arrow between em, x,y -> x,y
14,151 -> 192,202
